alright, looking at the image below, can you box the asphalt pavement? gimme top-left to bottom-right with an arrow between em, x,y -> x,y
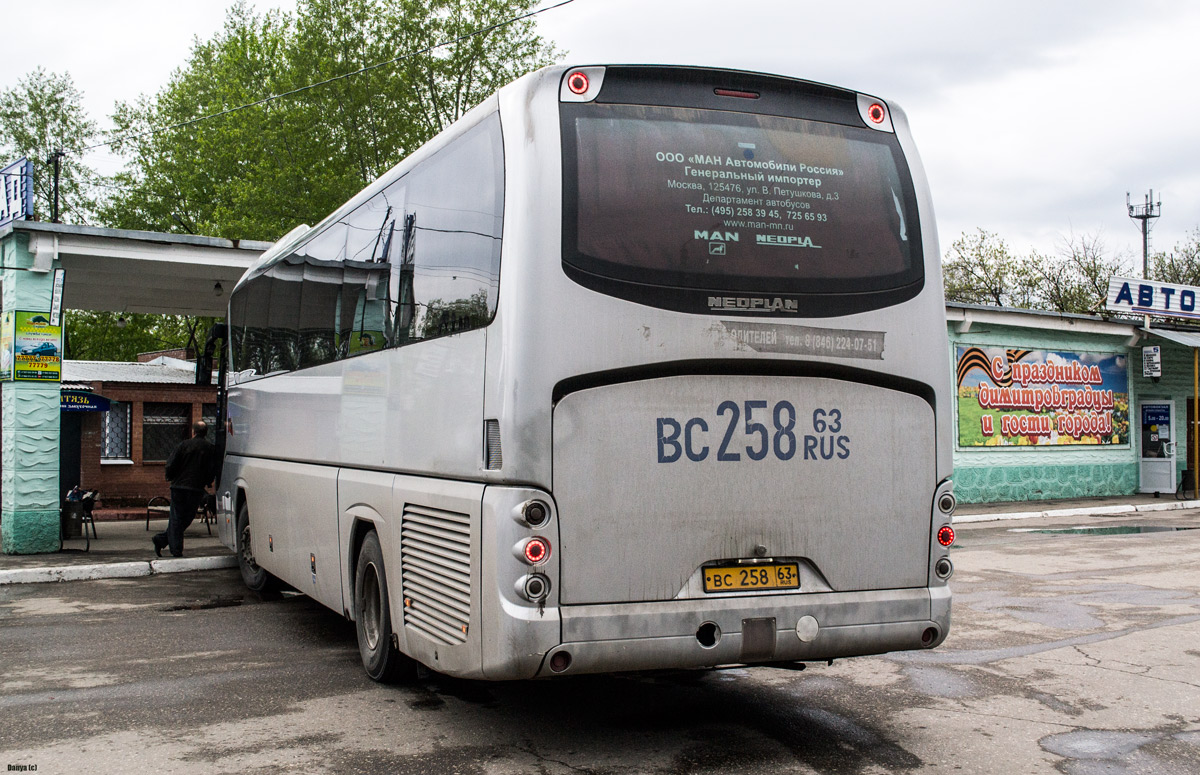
2,507 -> 1198,773
3,492 -> 1198,585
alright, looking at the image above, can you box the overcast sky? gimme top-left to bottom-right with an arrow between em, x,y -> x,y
3,0 -> 1197,267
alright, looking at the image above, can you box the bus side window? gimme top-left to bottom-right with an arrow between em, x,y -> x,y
297,260 -> 341,369
240,274 -> 271,377
228,286 -> 248,373
389,113 -> 504,345
265,262 -> 302,373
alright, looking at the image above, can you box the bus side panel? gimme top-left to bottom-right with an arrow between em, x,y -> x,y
226,331 -> 487,480
389,475 -> 485,678
233,455 -> 343,613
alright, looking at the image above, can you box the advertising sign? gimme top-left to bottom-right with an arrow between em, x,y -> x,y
11,310 -> 63,381
60,391 -> 110,412
956,346 -> 1129,447
1106,276 -> 1200,321
1142,346 -> 1162,378
50,268 -> 65,326
0,311 -> 13,380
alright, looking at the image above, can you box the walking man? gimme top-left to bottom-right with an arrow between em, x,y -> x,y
153,420 -> 220,558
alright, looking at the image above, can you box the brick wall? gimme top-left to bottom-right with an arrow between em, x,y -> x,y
79,381 -> 218,506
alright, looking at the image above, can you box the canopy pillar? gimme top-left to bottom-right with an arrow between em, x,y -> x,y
1,232 -> 61,554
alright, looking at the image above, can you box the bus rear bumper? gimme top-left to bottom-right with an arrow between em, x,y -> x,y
533,586 -> 950,677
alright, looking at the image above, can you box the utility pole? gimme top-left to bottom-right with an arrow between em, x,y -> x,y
47,148 -> 65,223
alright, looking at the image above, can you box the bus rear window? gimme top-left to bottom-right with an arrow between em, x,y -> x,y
561,104 -> 924,315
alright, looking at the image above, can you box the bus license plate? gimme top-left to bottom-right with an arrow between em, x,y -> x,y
703,563 -> 800,593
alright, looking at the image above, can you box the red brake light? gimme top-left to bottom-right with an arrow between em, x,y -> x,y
714,88 -> 760,99
937,525 -> 955,547
567,71 -> 589,95
524,536 -> 550,564
867,103 -> 886,124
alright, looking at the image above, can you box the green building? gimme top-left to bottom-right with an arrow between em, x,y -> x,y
947,302 -> 1200,504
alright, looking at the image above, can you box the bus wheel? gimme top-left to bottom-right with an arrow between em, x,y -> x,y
354,530 -> 413,682
236,502 -> 279,594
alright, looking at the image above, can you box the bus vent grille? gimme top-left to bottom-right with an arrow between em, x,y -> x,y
400,504 -> 471,646
485,419 -> 503,470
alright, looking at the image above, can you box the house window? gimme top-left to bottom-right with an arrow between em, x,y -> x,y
142,403 -> 190,462
202,403 -> 218,431
102,401 -> 132,460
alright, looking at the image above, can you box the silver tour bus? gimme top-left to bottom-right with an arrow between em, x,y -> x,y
212,64 -> 955,681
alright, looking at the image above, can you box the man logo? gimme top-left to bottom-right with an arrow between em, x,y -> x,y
696,230 -> 737,256
695,230 -> 738,243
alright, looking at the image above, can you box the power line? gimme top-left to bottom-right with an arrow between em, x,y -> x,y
86,0 -> 575,153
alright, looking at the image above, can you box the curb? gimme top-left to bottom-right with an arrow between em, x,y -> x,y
955,500 -> 1200,524
0,555 -> 237,585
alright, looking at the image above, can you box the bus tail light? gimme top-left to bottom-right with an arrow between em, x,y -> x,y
513,499 -> 551,528
517,573 -> 551,602
516,536 -> 551,565
856,93 -> 894,132
566,71 -> 589,95
937,525 -> 955,547
560,66 -> 605,102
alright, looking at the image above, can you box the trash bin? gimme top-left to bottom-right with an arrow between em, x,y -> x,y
61,501 -> 85,539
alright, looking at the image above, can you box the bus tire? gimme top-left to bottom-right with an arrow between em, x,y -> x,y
354,530 -> 412,682
236,502 -> 280,595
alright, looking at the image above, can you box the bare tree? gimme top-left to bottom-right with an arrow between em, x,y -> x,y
1150,228 -> 1200,286
942,228 -> 1038,308
1033,231 -> 1129,314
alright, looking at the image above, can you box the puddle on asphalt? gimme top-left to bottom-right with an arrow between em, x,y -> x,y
161,596 -> 244,611
1011,525 -> 1198,535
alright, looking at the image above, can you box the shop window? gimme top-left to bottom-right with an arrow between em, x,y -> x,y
142,403 -> 190,463
102,401 -> 132,461
202,403 -> 218,431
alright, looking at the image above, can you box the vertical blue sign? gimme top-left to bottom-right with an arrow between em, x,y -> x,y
0,158 -> 35,228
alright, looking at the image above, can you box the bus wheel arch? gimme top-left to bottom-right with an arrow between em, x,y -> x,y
353,528 -> 413,682
347,518 -> 377,611
236,497 -> 280,595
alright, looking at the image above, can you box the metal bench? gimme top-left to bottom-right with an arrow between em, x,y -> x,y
146,496 -> 171,530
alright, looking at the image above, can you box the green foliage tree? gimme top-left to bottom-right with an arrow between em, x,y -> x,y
101,0 -> 558,242
64,311 -> 215,362
0,68 -> 101,223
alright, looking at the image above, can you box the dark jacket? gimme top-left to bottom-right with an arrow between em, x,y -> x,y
165,435 -> 220,491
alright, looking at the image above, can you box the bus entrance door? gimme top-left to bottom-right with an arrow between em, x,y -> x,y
1139,401 -> 1176,494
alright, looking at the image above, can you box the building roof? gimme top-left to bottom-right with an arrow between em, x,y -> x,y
62,357 -> 200,385
0,221 -> 271,317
